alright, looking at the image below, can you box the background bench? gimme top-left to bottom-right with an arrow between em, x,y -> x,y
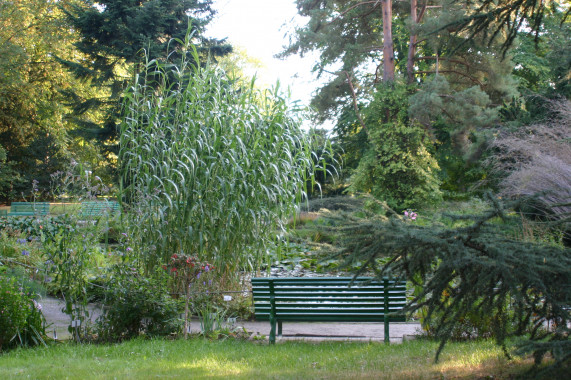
251,277 -> 407,343
9,202 -> 50,216
79,201 -> 120,218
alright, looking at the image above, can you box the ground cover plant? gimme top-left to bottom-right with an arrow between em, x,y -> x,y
0,338 -> 558,379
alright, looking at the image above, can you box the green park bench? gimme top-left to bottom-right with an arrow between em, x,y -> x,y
9,202 -> 50,216
79,201 -> 120,218
251,277 -> 407,344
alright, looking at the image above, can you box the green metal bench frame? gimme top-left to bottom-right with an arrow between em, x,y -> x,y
79,201 -> 120,218
251,277 -> 407,344
9,202 -> 50,216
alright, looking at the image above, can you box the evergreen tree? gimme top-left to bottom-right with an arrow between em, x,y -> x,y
58,0 -> 231,160
437,0 -> 570,57
349,83 -> 442,210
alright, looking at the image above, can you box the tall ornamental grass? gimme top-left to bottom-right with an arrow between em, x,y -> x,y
119,43 -> 330,280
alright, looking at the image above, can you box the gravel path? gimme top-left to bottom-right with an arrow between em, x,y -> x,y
37,296 -> 103,340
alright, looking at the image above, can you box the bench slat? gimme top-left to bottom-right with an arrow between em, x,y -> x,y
253,292 -> 406,298
255,303 -> 406,308
254,302 -> 407,309
253,314 -> 407,322
254,295 -> 406,304
252,278 -> 404,285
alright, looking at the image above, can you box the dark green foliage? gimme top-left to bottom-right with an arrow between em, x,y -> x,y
325,194 -> 570,372
58,0 -> 231,158
95,265 -> 182,342
350,84 -> 442,211
438,0 -> 561,58
0,215 -> 75,242
511,7 -> 571,100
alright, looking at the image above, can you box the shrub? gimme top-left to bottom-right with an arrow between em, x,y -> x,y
0,276 -> 47,351
418,293 -> 515,341
2,266 -> 46,298
0,214 -> 74,242
95,265 -> 182,342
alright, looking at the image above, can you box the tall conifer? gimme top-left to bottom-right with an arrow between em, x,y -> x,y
58,0 -> 231,160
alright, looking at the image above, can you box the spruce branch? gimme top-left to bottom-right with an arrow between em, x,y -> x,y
318,194 -> 570,371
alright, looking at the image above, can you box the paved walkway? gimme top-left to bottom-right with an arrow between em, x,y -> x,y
39,296 -> 422,343
221,320 -> 422,343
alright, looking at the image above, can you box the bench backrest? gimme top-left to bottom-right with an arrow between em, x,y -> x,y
80,201 -> 120,217
10,202 -> 50,215
251,277 -> 407,323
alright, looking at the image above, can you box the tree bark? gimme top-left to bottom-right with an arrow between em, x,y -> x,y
407,0 -> 418,84
381,0 -> 395,82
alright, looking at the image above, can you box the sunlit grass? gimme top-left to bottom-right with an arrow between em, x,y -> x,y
0,338 -> 547,379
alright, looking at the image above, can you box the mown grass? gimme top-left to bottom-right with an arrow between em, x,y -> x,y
0,338 -> 546,379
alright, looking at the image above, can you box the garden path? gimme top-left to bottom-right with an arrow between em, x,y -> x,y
38,296 -> 422,343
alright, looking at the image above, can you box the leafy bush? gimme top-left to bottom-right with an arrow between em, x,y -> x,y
418,293 -> 514,341
95,265 -> 182,342
0,214 -> 74,242
0,276 -> 47,351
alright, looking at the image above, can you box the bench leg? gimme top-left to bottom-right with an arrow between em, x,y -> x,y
269,319 -> 276,344
278,321 -> 282,337
384,316 -> 390,344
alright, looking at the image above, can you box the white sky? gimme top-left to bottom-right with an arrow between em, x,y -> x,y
207,0 -> 320,107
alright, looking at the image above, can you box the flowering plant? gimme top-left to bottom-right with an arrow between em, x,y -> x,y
403,210 -> 418,220
164,253 -> 214,295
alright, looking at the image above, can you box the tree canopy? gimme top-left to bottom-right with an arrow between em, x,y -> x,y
0,0 -> 95,199
58,0 -> 232,161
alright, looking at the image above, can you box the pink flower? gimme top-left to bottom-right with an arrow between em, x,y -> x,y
404,210 -> 418,220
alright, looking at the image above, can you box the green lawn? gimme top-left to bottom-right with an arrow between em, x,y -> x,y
0,338 -> 546,379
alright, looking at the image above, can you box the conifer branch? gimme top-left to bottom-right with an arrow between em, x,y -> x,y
317,194 -> 570,372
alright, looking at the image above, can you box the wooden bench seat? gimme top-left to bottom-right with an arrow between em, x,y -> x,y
251,277 -> 407,343
9,202 -> 50,216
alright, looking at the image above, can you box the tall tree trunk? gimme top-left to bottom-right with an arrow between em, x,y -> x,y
382,0 -> 395,83
407,1 -> 428,84
407,0 -> 418,84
